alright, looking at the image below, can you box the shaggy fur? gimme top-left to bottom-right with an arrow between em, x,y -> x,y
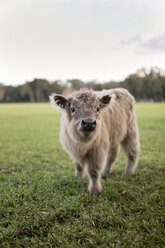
50,88 -> 140,195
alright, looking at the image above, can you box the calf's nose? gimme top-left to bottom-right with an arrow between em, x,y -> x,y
81,118 -> 96,131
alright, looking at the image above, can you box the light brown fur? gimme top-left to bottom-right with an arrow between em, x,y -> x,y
50,88 -> 140,194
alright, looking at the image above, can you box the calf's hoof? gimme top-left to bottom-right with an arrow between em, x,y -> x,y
75,172 -> 83,179
102,172 -> 111,179
88,185 -> 102,195
125,166 -> 135,176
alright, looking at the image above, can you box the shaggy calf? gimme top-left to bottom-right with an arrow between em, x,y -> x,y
50,88 -> 140,195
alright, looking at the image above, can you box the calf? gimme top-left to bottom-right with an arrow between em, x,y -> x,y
50,88 -> 140,195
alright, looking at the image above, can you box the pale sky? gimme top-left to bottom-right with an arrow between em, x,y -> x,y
0,0 -> 165,85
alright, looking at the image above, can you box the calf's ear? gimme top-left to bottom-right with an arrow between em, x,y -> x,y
99,95 -> 111,107
50,94 -> 68,109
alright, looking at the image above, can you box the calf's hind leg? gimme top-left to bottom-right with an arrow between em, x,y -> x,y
122,133 -> 140,176
102,146 -> 119,179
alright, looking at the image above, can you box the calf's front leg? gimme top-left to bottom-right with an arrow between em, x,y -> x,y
75,162 -> 84,179
87,164 -> 102,195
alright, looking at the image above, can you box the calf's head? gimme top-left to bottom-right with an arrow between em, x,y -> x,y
51,90 -> 111,141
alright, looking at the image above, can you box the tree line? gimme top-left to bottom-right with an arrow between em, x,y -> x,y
0,68 -> 165,102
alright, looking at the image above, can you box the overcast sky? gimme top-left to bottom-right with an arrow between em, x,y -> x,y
0,0 -> 165,85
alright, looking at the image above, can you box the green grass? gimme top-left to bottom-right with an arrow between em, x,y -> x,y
0,103 -> 165,248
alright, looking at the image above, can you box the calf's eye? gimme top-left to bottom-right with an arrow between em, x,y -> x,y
97,106 -> 100,112
71,107 -> 75,113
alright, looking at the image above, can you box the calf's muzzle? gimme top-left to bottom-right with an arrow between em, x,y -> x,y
81,118 -> 96,132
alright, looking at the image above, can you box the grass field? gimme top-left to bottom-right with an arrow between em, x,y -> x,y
0,103 -> 165,248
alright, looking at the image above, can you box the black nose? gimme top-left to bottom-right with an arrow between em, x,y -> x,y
81,118 -> 96,132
